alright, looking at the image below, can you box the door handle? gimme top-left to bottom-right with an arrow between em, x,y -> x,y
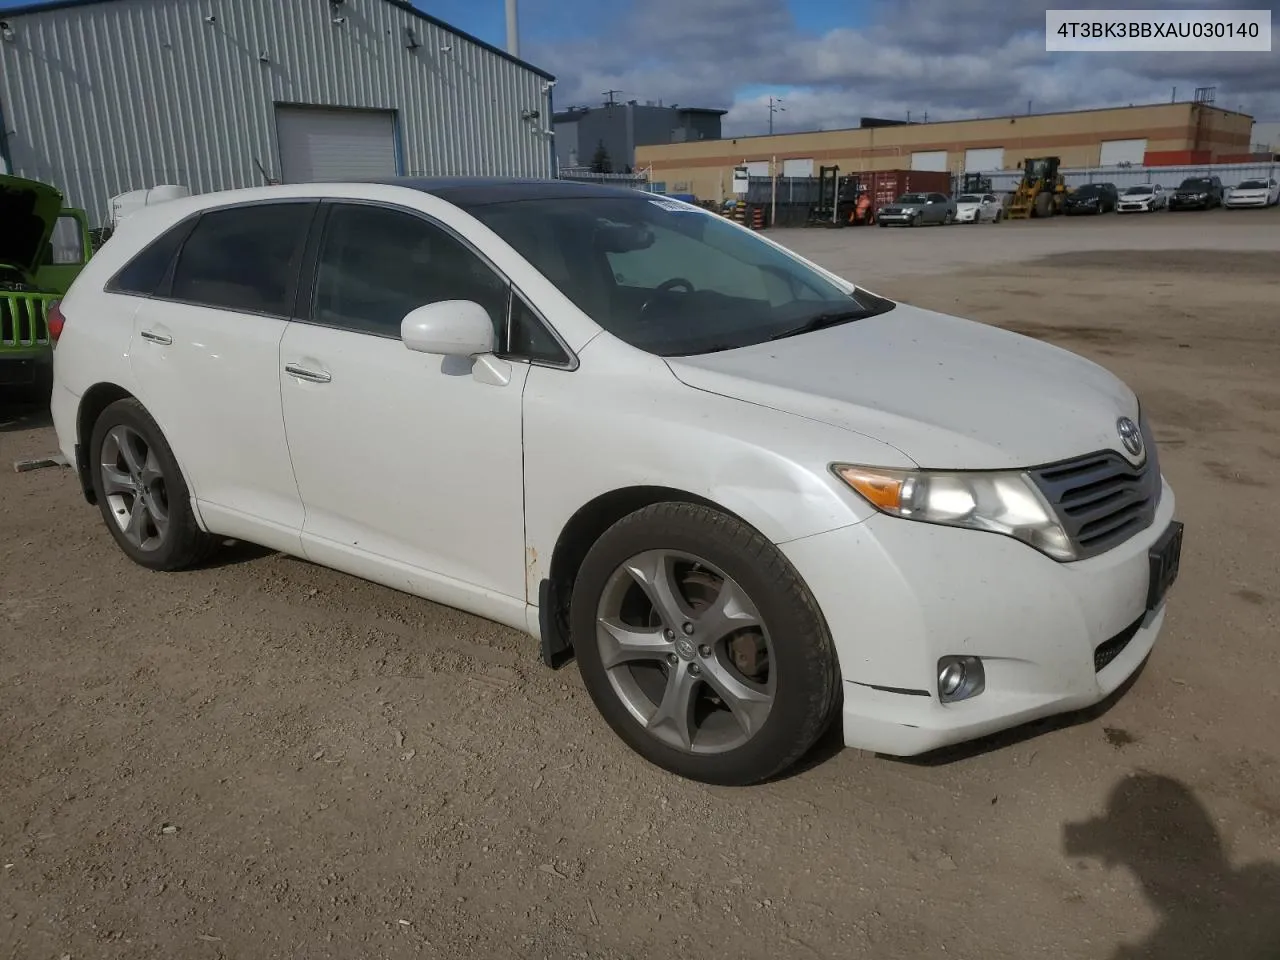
140,329 -> 173,346
285,362 -> 332,384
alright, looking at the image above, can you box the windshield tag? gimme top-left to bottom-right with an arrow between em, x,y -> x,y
648,199 -> 703,213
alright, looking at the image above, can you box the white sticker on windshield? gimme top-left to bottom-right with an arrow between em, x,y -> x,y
649,199 -> 703,213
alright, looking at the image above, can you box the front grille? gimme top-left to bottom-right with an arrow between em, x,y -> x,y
1028,420 -> 1161,560
0,292 -> 53,350
1093,615 -> 1143,672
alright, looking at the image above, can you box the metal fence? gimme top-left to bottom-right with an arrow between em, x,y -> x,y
558,168 -> 656,190
975,161 -> 1279,193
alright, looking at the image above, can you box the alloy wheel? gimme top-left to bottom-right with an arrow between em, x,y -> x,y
99,424 -> 170,552
594,549 -> 775,755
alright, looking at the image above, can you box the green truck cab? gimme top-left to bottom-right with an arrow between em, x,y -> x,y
1,174 -> 92,388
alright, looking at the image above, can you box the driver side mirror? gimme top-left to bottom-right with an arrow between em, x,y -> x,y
401,300 -> 495,357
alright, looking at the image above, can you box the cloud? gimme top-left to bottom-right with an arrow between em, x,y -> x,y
529,0 -> 1280,137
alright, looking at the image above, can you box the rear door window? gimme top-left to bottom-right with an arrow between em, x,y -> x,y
170,202 -> 315,315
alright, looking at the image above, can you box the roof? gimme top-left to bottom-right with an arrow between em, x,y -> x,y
0,0 -> 555,81
372,176 -> 652,206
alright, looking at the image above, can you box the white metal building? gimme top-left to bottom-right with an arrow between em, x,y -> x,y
0,0 -> 556,225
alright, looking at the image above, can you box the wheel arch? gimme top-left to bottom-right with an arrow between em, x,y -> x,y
75,382 -> 136,504
75,384 -> 206,531
538,484 -> 762,665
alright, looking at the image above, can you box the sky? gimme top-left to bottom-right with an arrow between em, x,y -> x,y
0,0 -> 1276,136
414,0 -> 1280,136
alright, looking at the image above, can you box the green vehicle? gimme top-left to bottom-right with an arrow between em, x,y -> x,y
1,174 -> 93,390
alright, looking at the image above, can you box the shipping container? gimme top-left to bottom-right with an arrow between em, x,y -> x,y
857,170 -> 953,216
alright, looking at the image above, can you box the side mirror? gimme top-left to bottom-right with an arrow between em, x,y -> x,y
401,300 -> 495,357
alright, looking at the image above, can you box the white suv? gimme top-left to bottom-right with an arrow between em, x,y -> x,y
49,179 -> 1183,785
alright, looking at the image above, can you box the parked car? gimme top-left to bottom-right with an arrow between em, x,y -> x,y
954,193 -> 1003,223
1117,184 -> 1167,213
1223,177 -> 1280,208
48,179 -> 1182,785
1,174 -> 92,391
1168,176 -> 1224,210
1062,182 -> 1119,215
877,191 -> 957,226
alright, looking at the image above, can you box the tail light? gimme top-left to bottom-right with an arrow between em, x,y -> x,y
47,300 -> 66,344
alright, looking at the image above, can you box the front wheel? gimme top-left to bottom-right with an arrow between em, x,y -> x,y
571,502 -> 841,786
943,210 -> 955,225
88,398 -> 216,571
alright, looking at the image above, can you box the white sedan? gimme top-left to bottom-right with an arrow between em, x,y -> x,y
1224,177 -> 1280,208
1117,184 -> 1167,212
47,179 -> 1182,785
955,193 -> 1004,223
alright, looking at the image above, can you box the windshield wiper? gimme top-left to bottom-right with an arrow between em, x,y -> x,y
767,309 -> 873,342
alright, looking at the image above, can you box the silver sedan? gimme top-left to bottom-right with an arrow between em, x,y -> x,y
877,192 -> 958,227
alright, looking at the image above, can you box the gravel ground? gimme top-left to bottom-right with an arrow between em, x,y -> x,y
3,207 -> 1279,960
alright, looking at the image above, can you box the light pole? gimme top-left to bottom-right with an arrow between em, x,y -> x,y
505,0 -> 519,57
768,96 -> 785,135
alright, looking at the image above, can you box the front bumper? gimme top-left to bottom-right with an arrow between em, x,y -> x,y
780,477 -> 1178,756
1117,202 -> 1152,212
1170,197 -> 1209,209
1063,204 -> 1099,215
1224,196 -> 1269,208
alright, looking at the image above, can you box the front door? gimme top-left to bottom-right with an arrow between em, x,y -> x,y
278,200 -> 529,606
128,199 -> 316,552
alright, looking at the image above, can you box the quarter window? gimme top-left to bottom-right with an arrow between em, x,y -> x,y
170,202 -> 313,315
310,203 -> 508,339
108,218 -> 196,296
506,292 -> 569,365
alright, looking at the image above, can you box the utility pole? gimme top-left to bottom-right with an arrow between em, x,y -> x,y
505,0 -> 519,57
602,89 -> 622,107
768,95 -> 785,135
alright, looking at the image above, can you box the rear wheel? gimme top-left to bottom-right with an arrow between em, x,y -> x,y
571,502 -> 841,785
88,398 -> 215,571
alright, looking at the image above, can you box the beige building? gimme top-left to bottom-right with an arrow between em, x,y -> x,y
637,101 -> 1254,201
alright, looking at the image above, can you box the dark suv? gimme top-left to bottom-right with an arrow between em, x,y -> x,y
1062,182 -> 1119,215
1169,176 -> 1223,211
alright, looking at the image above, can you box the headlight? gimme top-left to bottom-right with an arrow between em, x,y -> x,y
831,464 -> 1075,560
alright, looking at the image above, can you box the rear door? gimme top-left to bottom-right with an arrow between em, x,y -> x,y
128,199 -> 316,552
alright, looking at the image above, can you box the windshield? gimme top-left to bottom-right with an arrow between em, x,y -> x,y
1179,179 -> 1211,189
1236,179 -> 1267,189
1073,185 -> 1101,197
957,194 -> 982,203
469,196 -> 893,357
1124,186 -> 1153,195
896,194 -> 927,205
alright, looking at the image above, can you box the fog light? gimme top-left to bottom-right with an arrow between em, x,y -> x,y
937,655 -> 985,703
939,661 -> 965,696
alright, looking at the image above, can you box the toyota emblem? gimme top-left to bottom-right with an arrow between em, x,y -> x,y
1116,417 -> 1144,458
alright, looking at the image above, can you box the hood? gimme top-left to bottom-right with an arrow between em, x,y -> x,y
1065,194 -> 1099,203
955,200 -> 982,210
1229,187 -> 1266,195
0,174 -> 63,276
664,303 -> 1139,471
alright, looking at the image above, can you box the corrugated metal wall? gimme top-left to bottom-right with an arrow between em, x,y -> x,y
978,162 -> 1279,193
0,0 -> 554,224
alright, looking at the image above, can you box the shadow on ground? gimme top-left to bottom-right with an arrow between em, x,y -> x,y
1065,773 -> 1280,959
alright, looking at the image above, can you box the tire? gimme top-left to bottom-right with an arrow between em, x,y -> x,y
943,210 -> 954,225
570,502 -> 841,786
911,213 -> 921,227
88,397 -> 216,571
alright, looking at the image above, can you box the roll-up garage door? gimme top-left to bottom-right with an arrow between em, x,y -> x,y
745,161 -> 771,178
910,150 -> 948,172
1099,139 -> 1148,166
782,158 -> 815,177
964,147 -> 1004,171
275,106 -> 399,183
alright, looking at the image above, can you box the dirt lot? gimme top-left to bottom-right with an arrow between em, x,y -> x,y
3,208 -> 1280,960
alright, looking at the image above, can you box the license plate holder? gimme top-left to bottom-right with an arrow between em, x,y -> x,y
1146,520 -> 1184,612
